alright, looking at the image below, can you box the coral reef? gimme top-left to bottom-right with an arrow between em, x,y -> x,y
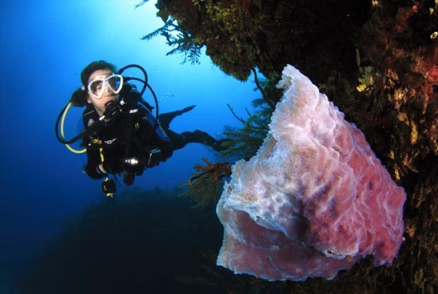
358,1 -> 438,178
145,0 -> 370,82
141,0 -> 438,292
354,2 -> 438,292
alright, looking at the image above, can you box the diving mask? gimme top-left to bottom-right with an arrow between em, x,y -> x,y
85,74 -> 124,99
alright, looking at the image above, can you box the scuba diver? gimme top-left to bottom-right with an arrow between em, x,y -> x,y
56,60 -> 225,196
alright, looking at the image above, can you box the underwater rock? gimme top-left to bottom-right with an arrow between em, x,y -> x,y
216,65 -> 406,281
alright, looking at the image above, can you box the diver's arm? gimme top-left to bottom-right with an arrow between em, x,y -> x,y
83,147 -> 106,179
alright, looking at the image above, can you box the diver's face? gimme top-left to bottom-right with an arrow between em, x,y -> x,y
86,69 -> 120,116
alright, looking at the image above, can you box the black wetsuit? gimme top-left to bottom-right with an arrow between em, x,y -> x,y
82,98 -> 173,180
81,84 -> 222,182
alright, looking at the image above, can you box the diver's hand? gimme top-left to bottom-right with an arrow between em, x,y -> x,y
97,163 -> 108,174
100,158 -> 122,175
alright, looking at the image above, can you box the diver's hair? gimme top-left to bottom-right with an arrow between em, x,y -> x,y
70,89 -> 88,107
80,60 -> 117,86
69,60 -> 117,107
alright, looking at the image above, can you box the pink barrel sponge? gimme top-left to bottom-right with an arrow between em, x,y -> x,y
216,65 -> 406,281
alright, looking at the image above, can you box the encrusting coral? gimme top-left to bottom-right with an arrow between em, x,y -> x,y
142,0 -> 370,83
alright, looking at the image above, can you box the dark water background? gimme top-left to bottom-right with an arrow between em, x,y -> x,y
0,1 -> 260,292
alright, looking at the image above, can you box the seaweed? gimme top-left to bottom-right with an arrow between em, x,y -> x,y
141,17 -> 202,64
220,99 -> 271,159
179,158 -> 231,209
220,72 -> 280,159
178,72 -> 279,209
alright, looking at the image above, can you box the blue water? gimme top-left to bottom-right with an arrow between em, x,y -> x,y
0,1 -> 260,292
